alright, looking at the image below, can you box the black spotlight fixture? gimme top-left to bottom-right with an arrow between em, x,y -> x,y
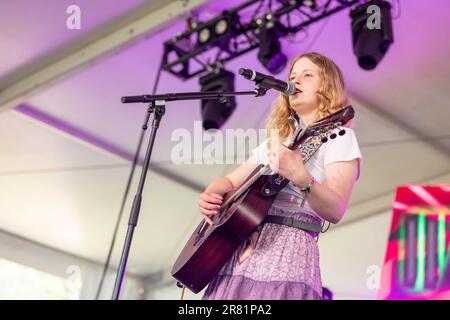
199,68 -> 236,130
256,15 -> 288,75
196,11 -> 239,49
350,0 -> 394,70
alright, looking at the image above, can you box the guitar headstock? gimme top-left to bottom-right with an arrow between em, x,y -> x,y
299,105 -> 354,144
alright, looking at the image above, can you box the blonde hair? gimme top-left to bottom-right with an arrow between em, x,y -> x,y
266,52 -> 348,143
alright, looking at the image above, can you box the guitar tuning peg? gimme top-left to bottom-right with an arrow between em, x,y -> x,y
321,137 -> 328,143
339,129 -> 346,136
330,133 -> 337,139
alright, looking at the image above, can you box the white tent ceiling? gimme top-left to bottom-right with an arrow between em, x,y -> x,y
0,0 -> 449,299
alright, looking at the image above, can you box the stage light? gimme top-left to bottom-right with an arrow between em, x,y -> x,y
350,0 -> 394,70
257,20 -> 288,74
215,19 -> 228,35
303,0 -> 317,9
199,68 -> 236,130
196,12 -> 239,48
198,27 -> 211,45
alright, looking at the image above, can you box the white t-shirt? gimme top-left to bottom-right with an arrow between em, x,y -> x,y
251,127 -> 363,220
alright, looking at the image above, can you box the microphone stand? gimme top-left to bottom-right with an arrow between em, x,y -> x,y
111,86 -> 268,300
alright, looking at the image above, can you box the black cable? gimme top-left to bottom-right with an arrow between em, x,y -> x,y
250,0 -> 266,22
321,220 -> 331,233
94,56 -> 164,300
303,14 -> 331,52
316,219 -> 331,242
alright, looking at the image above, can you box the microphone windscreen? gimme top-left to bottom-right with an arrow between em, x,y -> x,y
284,81 -> 296,96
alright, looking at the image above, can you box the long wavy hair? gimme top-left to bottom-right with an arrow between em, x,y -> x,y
266,52 -> 348,144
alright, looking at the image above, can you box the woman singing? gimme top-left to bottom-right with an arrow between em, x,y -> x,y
199,52 -> 363,300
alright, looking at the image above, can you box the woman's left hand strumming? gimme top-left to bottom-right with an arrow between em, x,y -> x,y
268,144 -> 311,187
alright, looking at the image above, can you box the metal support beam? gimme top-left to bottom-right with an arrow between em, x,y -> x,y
0,0 -> 209,112
14,104 -> 205,192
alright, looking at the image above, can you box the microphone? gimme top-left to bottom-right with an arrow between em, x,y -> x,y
238,68 -> 296,96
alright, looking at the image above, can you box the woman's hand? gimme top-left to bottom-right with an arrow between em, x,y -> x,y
198,192 -> 223,225
267,144 -> 311,187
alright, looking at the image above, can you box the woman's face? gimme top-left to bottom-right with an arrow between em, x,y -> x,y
288,57 -> 322,113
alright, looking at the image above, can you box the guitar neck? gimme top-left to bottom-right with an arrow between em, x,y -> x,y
218,105 -> 355,211
221,123 -> 313,209
222,164 -> 268,209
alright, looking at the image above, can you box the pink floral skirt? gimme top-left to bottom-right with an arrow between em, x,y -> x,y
202,207 -> 323,300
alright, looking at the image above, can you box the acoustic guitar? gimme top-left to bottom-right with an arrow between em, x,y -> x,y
171,105 -> 355,293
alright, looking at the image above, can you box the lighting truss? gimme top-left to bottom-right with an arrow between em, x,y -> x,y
162,0 -> 358,80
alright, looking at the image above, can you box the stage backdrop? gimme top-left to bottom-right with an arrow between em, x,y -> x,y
378,185 -> 450,300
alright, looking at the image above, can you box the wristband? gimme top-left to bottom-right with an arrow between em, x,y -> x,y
300,176 -> 316,193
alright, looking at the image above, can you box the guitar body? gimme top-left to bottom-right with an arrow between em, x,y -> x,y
171,106 -> 355,293
171,167 -> 275,293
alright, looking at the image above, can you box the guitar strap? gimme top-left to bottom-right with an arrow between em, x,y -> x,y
261,130 -> 328,197
260,105 -> 353,197
237,133 -> 328,265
